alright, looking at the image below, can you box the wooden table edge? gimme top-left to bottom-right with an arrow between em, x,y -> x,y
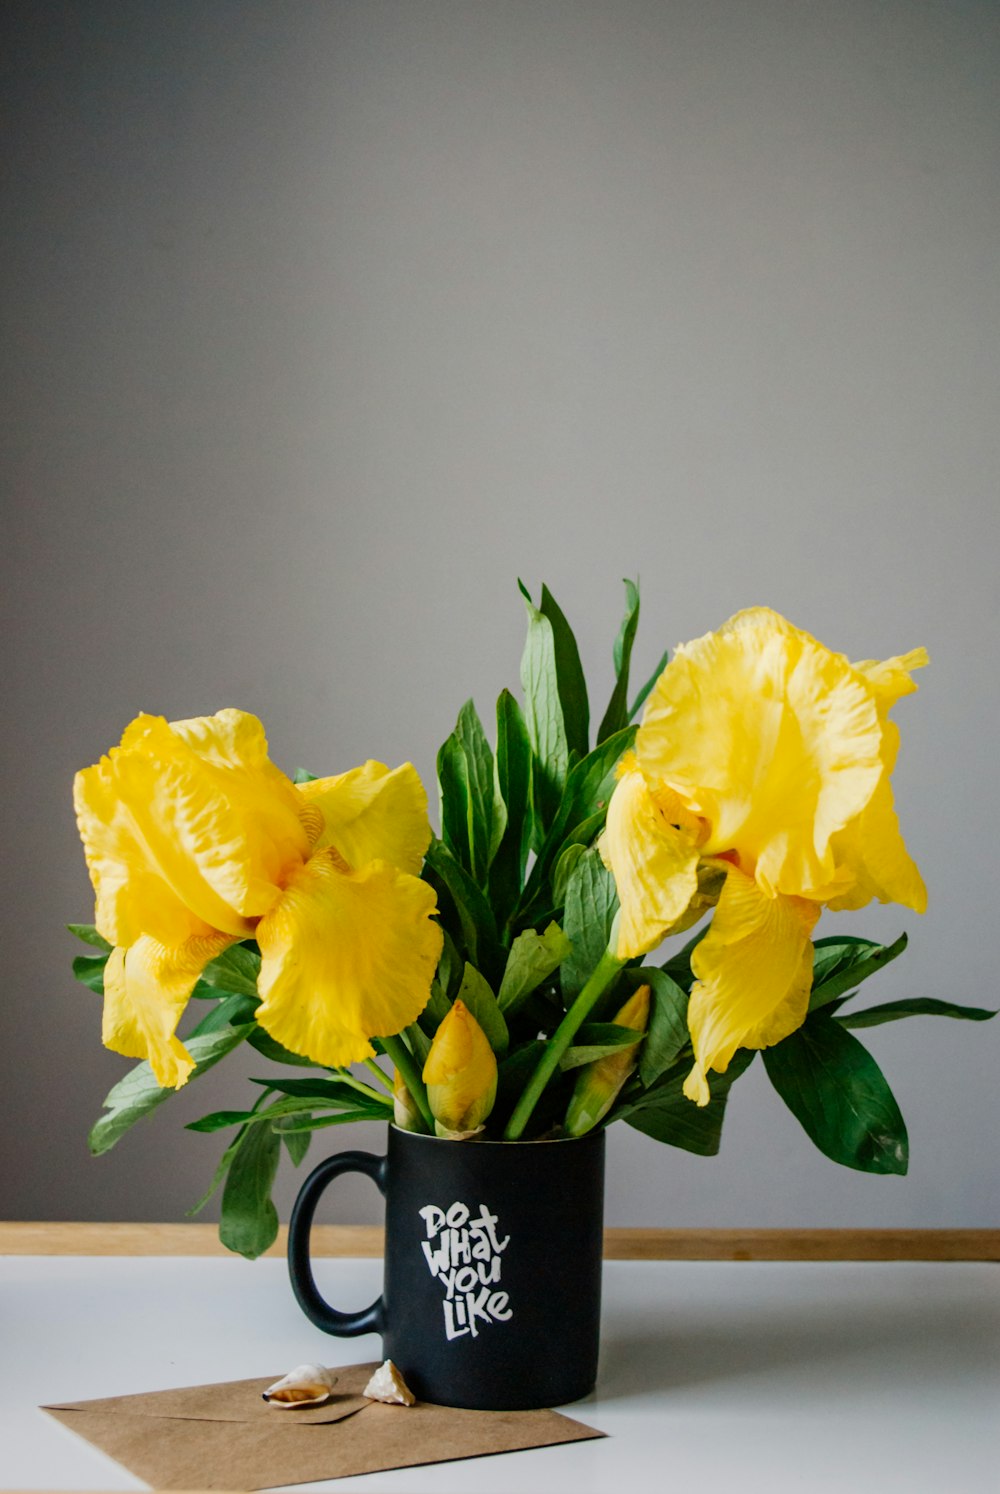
2,1222 -> 997,1260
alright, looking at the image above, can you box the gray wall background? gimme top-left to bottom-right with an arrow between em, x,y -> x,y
3,0 -> 998,1230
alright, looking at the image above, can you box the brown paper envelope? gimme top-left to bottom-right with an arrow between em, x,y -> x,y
43,1366 -> 604,1490
45,1364 -> 374,1426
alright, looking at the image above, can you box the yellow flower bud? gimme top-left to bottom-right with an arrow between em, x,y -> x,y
392,1067 -> 424,1132
422,1000 -> 498,1137
564,984 -> 651,1138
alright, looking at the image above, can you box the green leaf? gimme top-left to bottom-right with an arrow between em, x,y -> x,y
628,648 -> 669,722
219,1117 -> 281,1259
186,1109 -> 264,1133
597,579 -> 640,743
552,843 -> 587,908
198,944 -> 261,1000
67,923 -> 112,952
561,847 -> 620,1001
279,1122 -> 312,1167
88,1023 -> 255,1156
186,992 -> 259,1036
275,1109 -> 389,1134
638,969 -> 691,1086
292,767 -> 318,783
489,689 -> 533,924
437,929 -> 465,999
539,584 -> 589,760
659,925 -> 710,992
72,952 -> 108,993
620,1050 -> 755,1154
457,963 -> 509,1056
809,934 -> 908,1012
518,580 -> 569,836
559,1024 -> 645,1071
245,1028 -> 317,1067
437,699 -> 504,888
498,923 -> 573,1016
763,1014 -> 908,1174
423,838 -> 500,977
248,1074 -> 391,1107
420,980 -> 453,1034
513,725 -> 635,928
404,1021 -> 432,1066
187,1123 -> 255,1217
838,998 -> 997,1030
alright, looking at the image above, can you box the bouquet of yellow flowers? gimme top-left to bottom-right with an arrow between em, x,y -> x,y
71,584 -> 992,1256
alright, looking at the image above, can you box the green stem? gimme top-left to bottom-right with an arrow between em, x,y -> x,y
362,1058 -> 394,1094
504,946 -> 625,1139
381,1033 -> 434,1133
334,1068 -> 393,1107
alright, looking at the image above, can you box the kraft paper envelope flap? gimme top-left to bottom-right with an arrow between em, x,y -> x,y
44,1367 -> 371,1425
42,1363 -> 605,1490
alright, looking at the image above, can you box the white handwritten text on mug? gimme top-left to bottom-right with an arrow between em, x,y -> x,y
418,1202 -> 512,1341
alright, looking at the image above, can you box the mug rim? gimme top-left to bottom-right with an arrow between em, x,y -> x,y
388,1123 -> 603,1148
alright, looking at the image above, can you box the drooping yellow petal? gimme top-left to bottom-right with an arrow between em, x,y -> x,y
852,648 -> 929,712
601,758 -> 701,959
102,931 -> 234,1088
109,712 -> 308,931
295,760 -> 433,876
255,850 -> 443,1068
637,609 -> 884,900
74,759 -> 210,949
683,866 -> 818,1106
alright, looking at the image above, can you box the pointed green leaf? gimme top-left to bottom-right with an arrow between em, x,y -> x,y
489,689 -> 533,923
559,1024 -> 645,1070
437,699 -> 502,887
278,1122 -> 312,1167
72,952 -> 108,993
561,847 -> 620,1002
423,838 -> 500,977
597,579 -> 640,743
219,1117 -> 281,1259
186,992 -> 259,1036
457,963 -> 509,1056
552,843 -> 587,908
518,581 -> 569,835
245,1027 -> 317,1067
809,934 -> 908,1011
88,1023 -> 255,1156
498,923 -> 573,1016
628,648 -> 669,722
620,1050 -> 755,1153
67,923 -> 113,952
763,1014 -> 908,1174
638,969 -> 691,1085
539,584 -> 589,759
292,767 -> 318,783
198,944 -> 261,1000
838,998 -> 996,1029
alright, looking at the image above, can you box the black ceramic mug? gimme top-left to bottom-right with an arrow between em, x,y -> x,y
287,1125 -> 605,1410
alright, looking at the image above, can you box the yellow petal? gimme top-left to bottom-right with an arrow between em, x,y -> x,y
852,648 -> 929,711
255,850 -> 443,1067
102,932 -> 234,1088
109,712 -> 308,931
637,609 -> 884,900
74,759 -> 210,949
601,758 -> 701,959
295,760 -> 433,876
683,865 -> 818,1106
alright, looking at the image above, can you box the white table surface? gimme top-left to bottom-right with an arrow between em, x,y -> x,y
2,1254 -> 997,1493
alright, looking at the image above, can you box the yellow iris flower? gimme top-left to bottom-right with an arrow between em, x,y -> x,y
601,608 -> 927,1106
74,709 -> 442,1088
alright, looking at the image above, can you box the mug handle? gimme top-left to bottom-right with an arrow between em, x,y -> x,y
287,1150 -> 387,1336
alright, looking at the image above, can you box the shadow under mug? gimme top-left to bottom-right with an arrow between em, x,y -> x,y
287,1124 -> 605,1410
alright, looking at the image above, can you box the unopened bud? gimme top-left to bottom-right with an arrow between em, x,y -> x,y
564,983 -> 651,1137
392,1066 -> 424,1132
422,999 -> 497,1136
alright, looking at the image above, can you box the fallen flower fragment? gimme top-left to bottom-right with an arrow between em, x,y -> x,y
363,1359 -> 416,1406
262,1364 -> 338,1407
